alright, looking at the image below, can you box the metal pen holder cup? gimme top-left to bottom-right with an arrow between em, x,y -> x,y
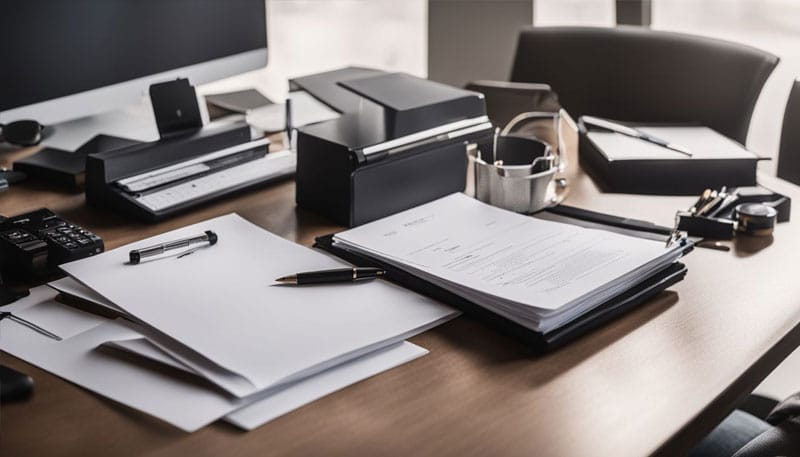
470,111 -> 567,214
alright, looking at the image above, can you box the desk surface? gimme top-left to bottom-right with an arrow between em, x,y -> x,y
2,141 -> 800,457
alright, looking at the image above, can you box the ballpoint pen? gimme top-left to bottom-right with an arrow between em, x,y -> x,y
275,267 -> 386,285
691,188 -> 713,214
0,311 -> 62,341
696,187 -> 728,216
128,230 -> 218,264
582,115 -> 693,157
708,189 -> 741,218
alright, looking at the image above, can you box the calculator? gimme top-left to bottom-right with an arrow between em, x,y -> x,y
0,208 -> 104,278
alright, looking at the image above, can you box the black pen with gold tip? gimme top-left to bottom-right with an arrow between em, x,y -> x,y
275,267 -> 386,285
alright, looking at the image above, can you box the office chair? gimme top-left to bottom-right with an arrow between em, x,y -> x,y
509,26 -> 779,145
777,79 -> 800,185
691,392 -> 800,457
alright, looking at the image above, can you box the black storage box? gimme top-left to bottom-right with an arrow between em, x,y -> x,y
295,72 -> 494,226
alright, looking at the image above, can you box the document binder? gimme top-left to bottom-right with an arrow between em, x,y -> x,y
315,234 -> 689,352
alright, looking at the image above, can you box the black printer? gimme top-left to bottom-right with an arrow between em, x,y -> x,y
294,71 -> 494,226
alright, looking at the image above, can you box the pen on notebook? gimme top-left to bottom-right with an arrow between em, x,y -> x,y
582,115 -> 693,157
0,311 -> 62,341
275,267 -> 386,285
128,230 -> 218,264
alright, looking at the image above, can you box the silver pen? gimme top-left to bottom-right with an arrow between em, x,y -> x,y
583,116 -> 693,157
128,230 -> 218,264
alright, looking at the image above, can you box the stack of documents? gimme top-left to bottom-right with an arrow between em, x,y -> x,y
332,193 -> 687,334
1,214 -> 457,431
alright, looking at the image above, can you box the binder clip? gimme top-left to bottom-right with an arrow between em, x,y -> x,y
470,110 -> 571,214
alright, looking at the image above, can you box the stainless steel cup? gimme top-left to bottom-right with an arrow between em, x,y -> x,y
471,135 -> 557,213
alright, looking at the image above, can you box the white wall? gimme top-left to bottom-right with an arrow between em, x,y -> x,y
534,0 -> 614,26
201,0 -> 427,101
653,0 -> 800,175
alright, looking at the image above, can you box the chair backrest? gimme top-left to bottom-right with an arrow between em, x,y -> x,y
777,79 -> 800,186
510,26 -> 779,145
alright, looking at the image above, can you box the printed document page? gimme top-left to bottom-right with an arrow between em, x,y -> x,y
334,194 -> 682,317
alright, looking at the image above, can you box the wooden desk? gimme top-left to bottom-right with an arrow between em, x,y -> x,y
2,142 -> 800,457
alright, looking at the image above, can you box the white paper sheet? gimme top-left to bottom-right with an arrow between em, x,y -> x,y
13,297 -> 106,340
224,341 -> 427,430
2,286 -> 106,337
53,277 -> 400,400
1,291 -> 235,431
61,214 -> 457,395
49,276 -> 128,315
246,90 -> 340,133
334,193 -> 684,332
102,334 -> 428,431
51,277 -> 256,397
588,126 -> 757,161
1,288 -> 429,432
102,334 -> 427,430
121,320 -> 258,397
104,337 -> 198,374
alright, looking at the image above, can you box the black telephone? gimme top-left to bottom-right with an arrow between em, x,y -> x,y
0,208 -> 104,278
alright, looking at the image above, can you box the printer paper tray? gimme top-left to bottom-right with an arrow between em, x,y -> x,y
123,151 -> 296,222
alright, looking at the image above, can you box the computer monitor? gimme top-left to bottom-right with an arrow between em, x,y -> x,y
0,0 -> 267,125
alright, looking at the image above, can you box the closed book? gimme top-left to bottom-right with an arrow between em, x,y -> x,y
580,124 -> 764,195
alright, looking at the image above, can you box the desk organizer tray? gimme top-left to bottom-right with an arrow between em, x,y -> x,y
676,186 -> 791,239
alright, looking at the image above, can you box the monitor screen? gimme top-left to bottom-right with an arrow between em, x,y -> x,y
1,0 -> 267,113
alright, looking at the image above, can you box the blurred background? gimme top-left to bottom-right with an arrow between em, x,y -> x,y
205,0 -> 800,176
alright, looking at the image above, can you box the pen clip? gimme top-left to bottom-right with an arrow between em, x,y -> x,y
177,246 -> 203,259
667,213 -> 688,249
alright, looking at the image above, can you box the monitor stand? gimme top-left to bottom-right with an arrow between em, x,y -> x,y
41,86 -> 213,152
41,99 -> 160,152
13,91 -> 213,188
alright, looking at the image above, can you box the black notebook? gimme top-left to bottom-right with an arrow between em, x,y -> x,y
580,122 -> 764,195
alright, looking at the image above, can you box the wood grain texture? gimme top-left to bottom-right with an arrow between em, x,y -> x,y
2,141 -> 799,457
